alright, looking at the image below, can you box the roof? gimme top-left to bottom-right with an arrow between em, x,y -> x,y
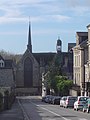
33,52 -> 56,64
87,24 -> 90,28
76,32 -> 88,36
0,55 -> 4,61
79,39 -> 88,47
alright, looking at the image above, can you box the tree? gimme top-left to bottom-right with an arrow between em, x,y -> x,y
46,74 -> 73,96
56,76 -> 73,96
45,53 -> 73,95
51,53 -> 63,76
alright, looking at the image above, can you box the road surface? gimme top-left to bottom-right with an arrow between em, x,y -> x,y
17,96 -> 90,120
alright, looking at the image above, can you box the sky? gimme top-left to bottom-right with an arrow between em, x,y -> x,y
0,0 -> 90,54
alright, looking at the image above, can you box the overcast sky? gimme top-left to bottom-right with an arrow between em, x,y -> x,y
0,0 -> 90,54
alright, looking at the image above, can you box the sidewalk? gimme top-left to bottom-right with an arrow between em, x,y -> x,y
0,99 -> 24,120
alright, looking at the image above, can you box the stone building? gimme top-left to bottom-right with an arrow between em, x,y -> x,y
14,23 -> 75,96
15,23 -> 56,95
72,32 -> 88,96
15,23 -> 40,95
0,55 -> 15,95
72,25 -> 90,96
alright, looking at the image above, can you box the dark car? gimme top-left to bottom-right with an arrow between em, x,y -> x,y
42,96 -> 46,102
82,98 -> 90,113
44,95 -> 52,103
52,96 -> 61,105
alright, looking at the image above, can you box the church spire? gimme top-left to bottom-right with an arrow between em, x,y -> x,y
27,20 -> 32,53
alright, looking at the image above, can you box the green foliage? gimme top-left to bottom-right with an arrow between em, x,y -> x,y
48,54 -> 63,78
47,75 -> 73,96
46,54 -> 72,96
4,90 -> 15,110
56,76 -> 73,96
8,92 -> 15,108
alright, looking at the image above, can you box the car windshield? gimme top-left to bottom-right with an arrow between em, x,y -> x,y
68,97 -> 77,100
79,97 -> 88,101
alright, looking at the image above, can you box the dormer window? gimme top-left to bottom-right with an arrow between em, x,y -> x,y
0,59 -> 4,68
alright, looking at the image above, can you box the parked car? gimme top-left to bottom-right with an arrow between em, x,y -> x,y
82,98 -> 90,113
60,96 -> 67,107
64,96 -> 77,108
74,96 -> 89,111
44,95 -> 52,103
52,96 -> 61,105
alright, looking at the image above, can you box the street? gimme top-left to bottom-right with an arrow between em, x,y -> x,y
17,96 -> 90,120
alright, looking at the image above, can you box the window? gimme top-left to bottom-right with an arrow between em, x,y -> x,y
0,59 -> 4,68
24,57 -> 33,87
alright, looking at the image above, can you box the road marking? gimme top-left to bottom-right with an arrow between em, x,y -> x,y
39,106 -> 71,120
29,101 -> 71,120
18,99 -> 30,120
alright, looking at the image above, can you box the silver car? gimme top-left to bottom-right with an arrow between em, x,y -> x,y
63,96 -> 77,108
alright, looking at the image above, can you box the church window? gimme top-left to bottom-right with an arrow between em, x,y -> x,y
24,57 -> 33,87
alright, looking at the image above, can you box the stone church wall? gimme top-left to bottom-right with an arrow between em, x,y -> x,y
16,70 -> 24,87
15,88 -> 39,95
15,49 -> 41,95
16,61 -> 24,87
33,58 -> 40,87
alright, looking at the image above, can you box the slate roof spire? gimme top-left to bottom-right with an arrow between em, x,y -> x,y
27,19 -> 32,53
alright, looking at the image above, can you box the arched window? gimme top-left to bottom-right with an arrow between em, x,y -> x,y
24,57 -> 33,87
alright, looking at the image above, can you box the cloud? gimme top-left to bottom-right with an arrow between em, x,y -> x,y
0,0 -> 62,24
31,14 -> 70,23
67,0 -> 80,7
0,16 -> 28,24
51,15 -> 70,22
71,6 -> 89,16
0,0 -> 89,24
65,0 -> 90,16
0,27 -> 74,36
0,14 -> 70,24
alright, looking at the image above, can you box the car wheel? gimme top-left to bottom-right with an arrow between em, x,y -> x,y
87,108 -> 89,113
73,105 -> 76,110
83,108 -> 85,112
53,101 -> 55,105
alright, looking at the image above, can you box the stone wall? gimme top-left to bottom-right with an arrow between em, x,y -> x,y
15,87 -> 39,95
0,69 -> 14,88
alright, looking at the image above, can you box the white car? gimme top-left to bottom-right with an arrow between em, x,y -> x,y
60,96 -> 67,107
74,96 -> 89,111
